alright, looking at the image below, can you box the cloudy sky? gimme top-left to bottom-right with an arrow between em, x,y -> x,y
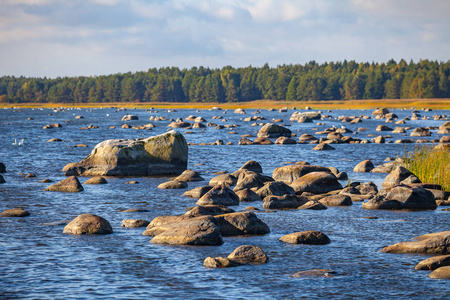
1,0 -> 449,78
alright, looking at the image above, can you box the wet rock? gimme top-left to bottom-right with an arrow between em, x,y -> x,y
44,176 -> 84,193
0,162 -> 5,173
291,269 -> 338,278
84,176 -> 108,184
227,245 -> 268,264
185,205 -> 234,217
214,211 -> 270,236
382,166 -> 421,188
263,194 -> 307,209
381,231 -> 450,254
0,208 -> 30,217
256,181 -> 295,198
257,123 -> 292,138
291,172 -> 343,194
157,180 -> 188,189
297,201 -> 327,210
235,189 -> 261,202
197,185 -> 240,206
279,230 -> 330,245
63,131 -> 188,176
122,115 -> 138,121
428,266 -> 450,279
319,194 -> 353,207
253,137 -> 273,145
121,219 -> 150,228
172,169 -> 204,182
63,214 -> 113,235
415,255 -> 450,270
209,174 -> 237,187
373,135 -> 385,143
0,175 -> 5,184
40,179 -> 52,183
183,186 -> 213,198
312,143 -> 335,151
353,160 -> 374,172
392,127 -> 406,133
272,165 -> 331,184
148,215 -> 223,246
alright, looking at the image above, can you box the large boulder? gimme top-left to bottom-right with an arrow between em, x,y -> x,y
196,185 -> 240,206
234,171 -> 265,192
410,127 -> 431,137
429,266 -> 450,279
438,122 -> 450,134
272,165 -> 331,184
381,231 -> 450,254
291,172 -> 343,194
148,215 -> 223,246
279,230 -> 330,245
214,212 -> 270,236
44,176 -> 84,193
353,160 -> 374,172
63,213 -> 113,235
122,114 -> 138,121
257,123 -> 292,138
415,255 -> 450,270
363,185 -> 436,210
382,166 -> 420,188
63,131 -> 188,176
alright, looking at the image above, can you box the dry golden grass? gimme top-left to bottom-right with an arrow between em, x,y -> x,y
1,99 -> 450,110
404,145 -> 450,192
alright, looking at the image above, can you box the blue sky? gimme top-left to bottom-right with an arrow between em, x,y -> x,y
1,0 -> 449,78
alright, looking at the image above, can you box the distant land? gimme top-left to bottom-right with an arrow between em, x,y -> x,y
1,59 -> 449,105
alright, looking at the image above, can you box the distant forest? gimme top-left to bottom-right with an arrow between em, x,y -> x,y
1,59 -> 449,104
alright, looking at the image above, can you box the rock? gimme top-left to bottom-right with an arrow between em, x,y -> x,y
122,115 -> 139,121
410,127 -> 431,137
254,137 -> 274,145
234,108 -> 246,114
275,136 -> 296,144
353,160 -> 374,172
235,189 -> 261,202
427,189 -> 450,200
356,182 -> 379,195
157,180 -> 188,189
376,125 -> 392,131
256,181 -> 295,198
0,174 -> 5,184
298,133 -> 318,143
209,174 -> 237,187
392,127 -> 406,133
312,143 -> 335,151
148,215 -> 223,246
214,212 -> 270,236
384,185 -> 436,210
373,135 -> 385,143
272,165 -> 331,184
84,176 -> 108,184
25,173 -> 36,178
227,245 -> 268,264
290,111 -> 321,122
319,194 -> 353,207
63,131 -> 188,176
279,230 -> 330,245
0,208 -> 30,217
382,166 -> 420,188
172,169 -> 204,182
297,201 -> 327,210
291,269 -> 337,278
371,162 -> 395,173
372,108 -> 390,116
185,205 -> 234,217
263,194 -> 307,209
381,231 -> 450,254
125,180 -> 138,184
44,176 -> 84,192
257,123 -> 292,138
197,185 -> 240,206
238,160 -> 263,173
47,138 -> 63,142
204,257 -> 241,268
168,121 -> 191,128
438,121 -> 450,134
121,219 -> 150,228
238,137 -> 254,145
234,171 -> 265,192
183,186 -> 213,198
428,266 -> 450,279
63,214 -> 113,235
0,162 -> 5,173
291,172 -> 343,194
415,255 -> 450,270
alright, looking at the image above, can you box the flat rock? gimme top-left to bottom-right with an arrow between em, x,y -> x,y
157,180 -> 188,189
381,231 -> 450,254
121,219 -> 150,228
263,194 -> 307,209
44,176 -> 84,192
291,269 -> 337,278
272,164 -> 330,184
63,213 -> 113,235
297,201 -> 327,210
415,255 -> 450,270
185,205 -> 234,217
0,208 -> 30,217
84,176 -> 108,184
319,194 -> 353,207
279,230 -> 330,245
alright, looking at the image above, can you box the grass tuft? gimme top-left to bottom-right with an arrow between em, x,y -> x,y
404,145 -> 450,191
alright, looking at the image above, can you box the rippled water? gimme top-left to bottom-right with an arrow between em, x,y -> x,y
1,106 -> 449,299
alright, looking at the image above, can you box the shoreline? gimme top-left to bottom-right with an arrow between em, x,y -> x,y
1,98 -> 450,110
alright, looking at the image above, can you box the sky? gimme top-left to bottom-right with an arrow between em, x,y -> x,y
0,0 -> 449,78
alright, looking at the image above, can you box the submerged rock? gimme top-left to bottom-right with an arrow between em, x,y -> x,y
63,131 -> 188,176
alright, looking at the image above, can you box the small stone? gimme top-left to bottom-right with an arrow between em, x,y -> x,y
279,230 -> 330,245
84,177 -> 108,184
227,245 -> 268,264
0,208 -> 30,217
121,219 -> 150,228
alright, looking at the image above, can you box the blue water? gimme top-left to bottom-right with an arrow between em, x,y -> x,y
0,106 -> 449,299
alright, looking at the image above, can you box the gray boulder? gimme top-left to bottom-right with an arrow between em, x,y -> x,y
257,123 -> 292,138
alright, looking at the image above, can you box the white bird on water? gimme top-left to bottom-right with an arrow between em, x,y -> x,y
12,139 -> 17,145
18,139 -> 24,145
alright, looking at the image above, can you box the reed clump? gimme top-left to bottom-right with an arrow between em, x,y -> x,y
404,145 -> 450,191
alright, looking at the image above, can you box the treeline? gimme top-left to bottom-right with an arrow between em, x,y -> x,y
1,59 -> 450,104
